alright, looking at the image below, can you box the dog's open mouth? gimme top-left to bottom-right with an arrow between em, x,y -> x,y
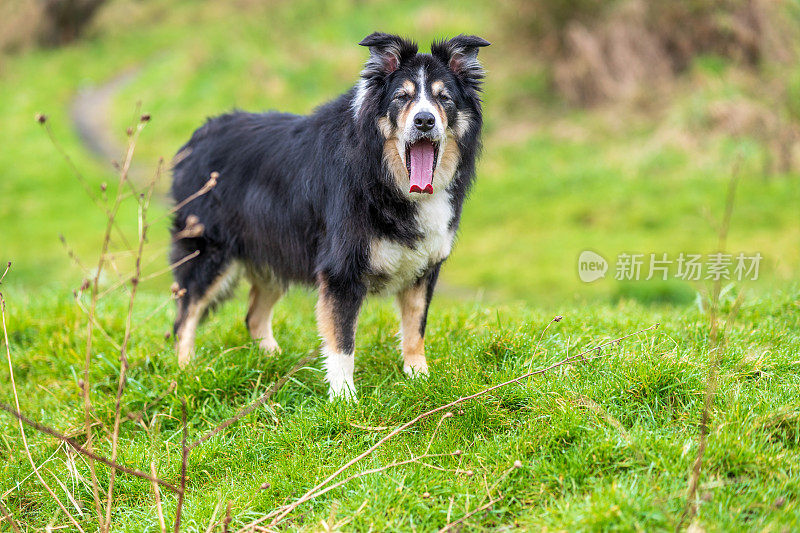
405,139 -> 439,194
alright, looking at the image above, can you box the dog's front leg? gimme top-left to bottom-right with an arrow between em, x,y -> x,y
316,273 -> 366,400
397,263 -> 441,377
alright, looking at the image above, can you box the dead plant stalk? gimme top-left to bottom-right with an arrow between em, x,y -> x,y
0,403 -> 180,493
104,157 -> 161,529
677,160 -> 742,530
1,265 -> 86,533
81,119 -> 147,530
241,322 -> 659,530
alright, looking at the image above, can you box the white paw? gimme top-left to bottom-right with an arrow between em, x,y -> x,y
323,348 -> 357,401
177,344 -> 195,369
259,338 -> 281,354
403,360 -> 429,378
328,382 -> 358,402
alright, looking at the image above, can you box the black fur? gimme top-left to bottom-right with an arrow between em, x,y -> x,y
170,33 -> 488,357
419,261 -> 442,338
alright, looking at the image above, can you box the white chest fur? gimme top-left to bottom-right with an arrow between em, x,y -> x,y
369,191 -> 455,294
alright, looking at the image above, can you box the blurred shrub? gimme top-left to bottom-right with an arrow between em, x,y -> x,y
38,0 -> 107,47
0,0 -> 106,53
0,0 -> 43,53
507,0 -> 795,106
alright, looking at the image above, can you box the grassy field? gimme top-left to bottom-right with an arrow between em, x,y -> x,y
1,0 -> 799,530
1,0 -> 798,303
1,285 -> 798,531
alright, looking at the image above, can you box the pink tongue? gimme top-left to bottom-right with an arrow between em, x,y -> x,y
409,140 -> 434,194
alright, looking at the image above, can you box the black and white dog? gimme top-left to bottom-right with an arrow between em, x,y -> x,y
170,32 -> 489,399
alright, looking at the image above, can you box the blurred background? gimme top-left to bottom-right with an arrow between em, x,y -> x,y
1,0 -> 798,306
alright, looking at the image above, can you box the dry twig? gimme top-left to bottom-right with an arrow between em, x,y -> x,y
1,267 -> 87,533
525,315 -> 563,372
239,451 -> 463,531
0,403 -> 179,493
223,502 -> 233,533
174,399 -> 189,533
438,496 -> 502,532
151,462 -> 167,533
0,497 -> 22,533
104,156 -> 161,529
242,323 -> 659,530
677,161 -> 742,530
189,356 -> 313,450
80,117 -> 149,530
38,118 -> 133,250
149,172 -> 219,227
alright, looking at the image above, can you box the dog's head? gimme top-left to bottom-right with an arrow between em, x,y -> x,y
352,33 -> 489,196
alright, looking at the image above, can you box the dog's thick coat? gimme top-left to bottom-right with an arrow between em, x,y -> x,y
170,33 -> 489,398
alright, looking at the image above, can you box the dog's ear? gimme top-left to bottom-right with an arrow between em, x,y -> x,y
358,32 -> 418,78
431,35 -> 490,88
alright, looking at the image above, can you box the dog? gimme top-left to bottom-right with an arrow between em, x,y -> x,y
169,32 -> 489,399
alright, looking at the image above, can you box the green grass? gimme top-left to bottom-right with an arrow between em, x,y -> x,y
1,284 -> 798,531
0,0 -> 798,303
2,0 -> 800,530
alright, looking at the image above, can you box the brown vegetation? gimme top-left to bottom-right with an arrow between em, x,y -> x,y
510,0 -> 794,106
0,0 -> 107,52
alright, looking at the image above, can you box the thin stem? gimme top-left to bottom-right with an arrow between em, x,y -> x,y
245,323 -> 659,530
1,283 -> 86,533
104,161 -> 160,529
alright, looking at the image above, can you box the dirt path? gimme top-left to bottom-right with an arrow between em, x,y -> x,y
70,69 -> 145,178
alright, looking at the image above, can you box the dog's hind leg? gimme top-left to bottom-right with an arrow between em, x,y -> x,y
246,271 -> 284,353
316,273 -> 365,401
172,243 -> 240,367
397,263 -> 441,377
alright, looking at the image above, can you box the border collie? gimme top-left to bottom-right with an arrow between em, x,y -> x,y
169,32 -> 489,399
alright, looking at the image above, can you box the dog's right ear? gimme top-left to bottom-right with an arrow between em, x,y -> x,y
431,35 -> 490,89
358,32 -> 417,78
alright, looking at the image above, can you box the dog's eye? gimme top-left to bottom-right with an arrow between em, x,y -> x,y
438,93 -> 451,103
393,93 -> 410,102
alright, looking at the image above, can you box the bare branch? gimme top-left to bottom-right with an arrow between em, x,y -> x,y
223,502 -> 233,533
137,250 -> 200,285
0,497 -> 22,533
239,451 -> 463,531
151,462 -> 166,533
39,118 -> 133,251
677,160 -> 743,530
148,172 -> 219,228
244,323 -> 659,529
81,116 -> 148,529
1,279 -> 87,533
174,399 -> 189,533
437,496 -> 502,532
0,262 -> 10,284
104,159 -> 160,529
525,315 -> 563,371
189,356 -> 313,451
0,403 -> 180,493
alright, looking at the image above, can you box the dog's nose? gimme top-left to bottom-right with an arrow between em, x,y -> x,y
413,111 -> 435,132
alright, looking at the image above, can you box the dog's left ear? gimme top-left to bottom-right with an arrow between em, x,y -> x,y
431,35 -> 490,88
359,32 -> 418,78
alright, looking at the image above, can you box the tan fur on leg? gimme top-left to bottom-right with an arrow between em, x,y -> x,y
175,263 -> 240,367
176,303 -> 201,368
246,277 -> 283,353
398,283 -> 428,376
315,278 -> 337,349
